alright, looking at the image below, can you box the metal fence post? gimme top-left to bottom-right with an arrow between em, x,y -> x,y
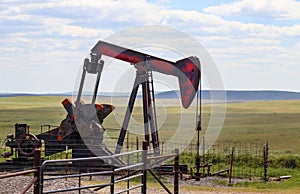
136,136 -> 139,162
142,141 -> 147,194
174,149 -> 179,194
33,149 -> 41,194
111,157 -> 115,194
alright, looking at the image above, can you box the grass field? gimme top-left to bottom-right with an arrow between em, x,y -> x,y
0,96 -> 300,153
220,100 -> 300,153
1,96 -> 300,192
0,96 -> 66,137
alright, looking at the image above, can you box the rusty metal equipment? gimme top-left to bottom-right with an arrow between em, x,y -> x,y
43,40 -> 200,158
3,123 -> 41,159
1,40 -> 201,167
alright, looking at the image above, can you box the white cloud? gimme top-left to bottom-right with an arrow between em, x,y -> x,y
17,0 -> 164,24
1,0 -> 300,92
0,6 -> 21,15
61,25 -> 113,38
160,9 -> 300,40
1,0 -> 23,3
40,17 -> 113,38
3,0 -> 299,40
204,0 -> 300,20
0,14 -> 31,21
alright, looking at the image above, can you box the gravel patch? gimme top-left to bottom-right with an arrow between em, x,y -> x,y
0,175 -> 265,194
0,176 -> 96,194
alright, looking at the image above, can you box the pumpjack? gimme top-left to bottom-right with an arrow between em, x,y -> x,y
2,41 -> 200,163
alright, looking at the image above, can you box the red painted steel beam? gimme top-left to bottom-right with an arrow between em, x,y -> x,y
91,41 -> 201,109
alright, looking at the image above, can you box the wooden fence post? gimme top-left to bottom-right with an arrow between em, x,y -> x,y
263,142 -> 269,183
229,147 -> 234,184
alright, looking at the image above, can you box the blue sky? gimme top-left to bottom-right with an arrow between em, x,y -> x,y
1,0 -> 300,93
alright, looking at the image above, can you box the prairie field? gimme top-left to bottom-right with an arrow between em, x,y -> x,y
0,96 -> 300,153
1,96 -> 300,193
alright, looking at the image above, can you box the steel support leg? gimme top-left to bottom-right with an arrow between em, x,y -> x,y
115,76 -> 140,154
142,81 -> 151,148
144,80 -> 160,155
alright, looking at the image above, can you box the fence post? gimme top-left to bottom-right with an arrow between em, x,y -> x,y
263,142 -> 269,183
65,146 -> 68,180
202,136 -> 205,176
174,149 -> 179,194
136,136 -> 139,162
110,157 -> 115,194
142,141 -> 147,194
33,149 -> 41,194
229,147 -> 234,184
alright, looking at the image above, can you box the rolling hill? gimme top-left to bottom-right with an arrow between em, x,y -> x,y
1,90 -> 300,102
155,90 -> 300,102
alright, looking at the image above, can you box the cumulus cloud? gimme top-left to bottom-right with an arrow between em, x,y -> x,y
161,9 -> 300,39
1,0 -> 166,38
203,0 -> 300,20
2,0 -> 299,40
40,17 -> 113,38
18,0 -> 164,24
1,0 -> 300,92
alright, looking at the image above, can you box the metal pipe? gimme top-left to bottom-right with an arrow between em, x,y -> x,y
110,157 -> 115,194
148,169 -> 172,194
0,169 -> 37,179
114,184 -> 143,194
76,61 -> 87,106
147,153 -> 177,160
33,149 -> 41,194
92,60 -> 104,104
142,141 -> 148,194
195,66 -> 202,181
174,149 -> 179,194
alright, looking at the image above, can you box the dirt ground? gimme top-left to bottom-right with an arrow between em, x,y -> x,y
0,175 -> 266,194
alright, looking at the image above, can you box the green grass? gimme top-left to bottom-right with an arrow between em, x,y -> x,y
217,100 -> 300,153
1,96 -> 300,192
0,96 -> 66,138
1,97 -> 300,152
234,169 -> 300,192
